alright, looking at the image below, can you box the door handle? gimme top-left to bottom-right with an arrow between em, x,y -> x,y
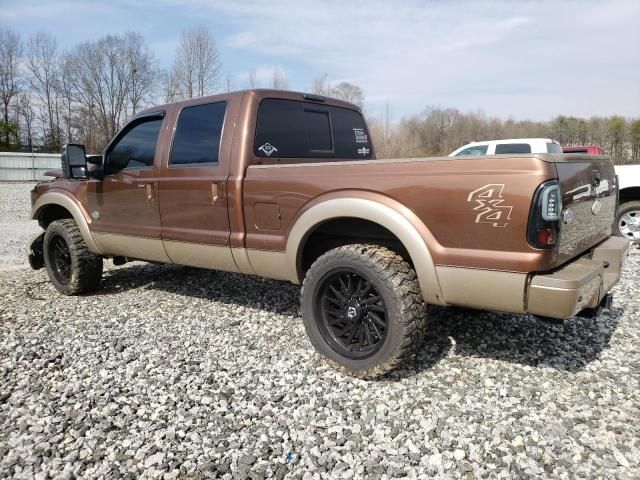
138,182 -> 156,201
211,182 -> 224,204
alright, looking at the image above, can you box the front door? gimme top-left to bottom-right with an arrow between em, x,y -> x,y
88,113 -> 170,262
158,100 -> 237,272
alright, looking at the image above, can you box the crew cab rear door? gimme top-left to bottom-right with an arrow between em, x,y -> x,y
157,97 -> 238,271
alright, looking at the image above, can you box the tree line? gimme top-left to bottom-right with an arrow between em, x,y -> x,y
367,108 -> 640,164
1,26 -> 638,164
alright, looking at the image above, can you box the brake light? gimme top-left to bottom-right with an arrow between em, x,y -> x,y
528,180 -> 561,249
537,227 -> 557,246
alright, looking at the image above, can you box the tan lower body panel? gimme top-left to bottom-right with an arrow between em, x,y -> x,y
93,232 -> 171,263
163,240 -> 240,273
246,249 -> 292,282
436,266 -> 527,313
231,247 -> 256,276
92,232 -> 288,279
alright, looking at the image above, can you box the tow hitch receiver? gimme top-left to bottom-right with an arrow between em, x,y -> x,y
576,293 -> 614,319
28,233 -> 45,270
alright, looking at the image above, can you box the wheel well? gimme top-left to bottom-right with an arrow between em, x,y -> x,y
620,187 -> 640,204
37,204 -> 73,229
300,218 -> 411,275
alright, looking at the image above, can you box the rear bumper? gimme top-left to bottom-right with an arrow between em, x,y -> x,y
526,236 -> 630,319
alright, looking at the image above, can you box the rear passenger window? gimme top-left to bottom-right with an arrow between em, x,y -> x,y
254,99 -> 373,160
495,143 -> 532,154
171,102 -> 227,165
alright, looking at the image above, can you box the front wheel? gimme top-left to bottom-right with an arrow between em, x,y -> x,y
614,201 -> 640,243
43,219 -> 103,295
301,244 -> 427,379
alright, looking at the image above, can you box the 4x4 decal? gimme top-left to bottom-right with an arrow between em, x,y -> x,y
467,184 -> 513,227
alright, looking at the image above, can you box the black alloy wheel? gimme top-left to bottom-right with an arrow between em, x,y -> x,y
316,268 -> 388,359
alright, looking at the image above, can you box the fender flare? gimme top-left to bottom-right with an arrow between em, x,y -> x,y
31,191 -> 103,254
285,193 -> 446,305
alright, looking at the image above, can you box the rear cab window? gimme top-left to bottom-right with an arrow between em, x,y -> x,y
495,143 -> 532,154
254,99 -> 373,162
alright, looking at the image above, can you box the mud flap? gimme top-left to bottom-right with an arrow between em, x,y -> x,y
28,233 -> 45,270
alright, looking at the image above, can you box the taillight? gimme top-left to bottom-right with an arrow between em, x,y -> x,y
528,180 -> 562,249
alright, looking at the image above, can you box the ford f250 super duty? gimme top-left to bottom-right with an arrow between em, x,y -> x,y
28,89 -> 629,378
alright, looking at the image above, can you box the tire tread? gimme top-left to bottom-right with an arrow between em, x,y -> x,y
44,219 -> 102,295
302,243 -> 427,379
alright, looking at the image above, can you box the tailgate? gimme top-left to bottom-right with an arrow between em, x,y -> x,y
555,154 -> 617,264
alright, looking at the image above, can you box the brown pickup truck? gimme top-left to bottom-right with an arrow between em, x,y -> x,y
29,89 -> 629,378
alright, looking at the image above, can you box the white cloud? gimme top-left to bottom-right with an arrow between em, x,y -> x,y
175,0 -> 640,119
3,0 -> 639,119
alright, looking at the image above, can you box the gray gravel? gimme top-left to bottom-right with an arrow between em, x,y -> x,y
0,182 -> 41,271
1,182 -> 639,479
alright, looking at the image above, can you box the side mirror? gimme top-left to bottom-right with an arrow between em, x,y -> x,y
61,144 -> 88,180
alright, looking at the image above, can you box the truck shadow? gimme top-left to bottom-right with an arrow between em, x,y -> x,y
97,263 -> 301,317
97,263 -> 622,376
399,305 -> 622,377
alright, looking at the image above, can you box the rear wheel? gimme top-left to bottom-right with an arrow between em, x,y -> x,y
301,244 -> 427,379
615,201 -> 640,242
43,219 -> 103,295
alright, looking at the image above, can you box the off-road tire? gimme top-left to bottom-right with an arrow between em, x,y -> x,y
614,200 -> 640,242
43,219 -> 103,295
301,244 -> 427,379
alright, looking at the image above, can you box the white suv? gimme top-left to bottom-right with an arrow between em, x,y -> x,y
449,138 -> 563,156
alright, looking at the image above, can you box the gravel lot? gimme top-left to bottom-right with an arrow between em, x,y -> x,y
0,183 -> 41,271
1,182 -> 639,479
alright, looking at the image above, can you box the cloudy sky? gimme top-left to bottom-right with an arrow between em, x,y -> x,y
1,0 -> 639,121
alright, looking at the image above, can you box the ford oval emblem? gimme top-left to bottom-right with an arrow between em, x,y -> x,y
591,200 -> 602,216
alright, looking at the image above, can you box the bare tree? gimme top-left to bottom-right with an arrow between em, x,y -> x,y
224,71 -> 233,92
173,25 -> 222,98
630,119 -> 640,164
123,32 -> 157,116
310,73 -> 331,96
162,67 -> 181,103
245,69 -> 257,89
271,67 -> 288,90
309,76 -> 364,106
59,54 -> 76,143
68,35 -> 131,148
0,28 -> 22,146
331,82 -> 364,107
17,93 -> 36,149
27,32 -> 61,149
